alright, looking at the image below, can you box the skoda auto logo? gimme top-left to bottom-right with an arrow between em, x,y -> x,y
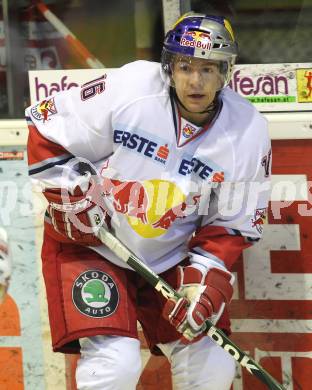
72,270 -> 119,318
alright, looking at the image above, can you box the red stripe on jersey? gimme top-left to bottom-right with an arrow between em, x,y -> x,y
189,225 -> 252,270
27,123 -> 69,166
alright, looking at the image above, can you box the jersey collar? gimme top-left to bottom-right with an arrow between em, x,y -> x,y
169,88 -> 222,148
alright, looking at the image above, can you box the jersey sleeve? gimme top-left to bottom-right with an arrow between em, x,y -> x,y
25,71 -> 119,188
189,114 -> 271,271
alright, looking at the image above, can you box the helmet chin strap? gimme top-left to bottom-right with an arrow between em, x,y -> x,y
172,88 -> 219,115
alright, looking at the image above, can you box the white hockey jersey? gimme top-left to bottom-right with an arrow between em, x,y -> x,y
26,60 -> 271,273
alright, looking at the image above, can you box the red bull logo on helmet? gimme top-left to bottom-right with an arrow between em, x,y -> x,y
180,30 -> 212,51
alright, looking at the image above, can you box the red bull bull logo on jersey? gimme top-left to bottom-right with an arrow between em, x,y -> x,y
101,177 -> 199,238
102,177 -> 149,224
152,194 -> 201,230
180,30 -> 212,51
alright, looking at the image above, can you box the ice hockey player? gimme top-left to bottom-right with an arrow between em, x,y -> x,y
0,228 -> 11,304
26,12 -> 271,390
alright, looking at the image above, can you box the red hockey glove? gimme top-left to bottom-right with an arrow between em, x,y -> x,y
44,174 -> 111,246
163,265 -> 234,341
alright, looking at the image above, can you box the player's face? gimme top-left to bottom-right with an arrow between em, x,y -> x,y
172,57 -> 223,113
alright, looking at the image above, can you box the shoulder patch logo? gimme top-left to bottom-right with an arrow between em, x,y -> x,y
30,98 -> 57,122
251,208 -> 267,234
72,269 -> 119,318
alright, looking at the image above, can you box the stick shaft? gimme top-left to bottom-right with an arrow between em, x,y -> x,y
97,227 -> 285,390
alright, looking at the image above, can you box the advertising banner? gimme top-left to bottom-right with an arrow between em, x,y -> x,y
29,63 -> 312,112
229,64 -> 312,111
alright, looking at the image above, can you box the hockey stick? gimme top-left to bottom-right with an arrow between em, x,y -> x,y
96,226 -> 286,390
